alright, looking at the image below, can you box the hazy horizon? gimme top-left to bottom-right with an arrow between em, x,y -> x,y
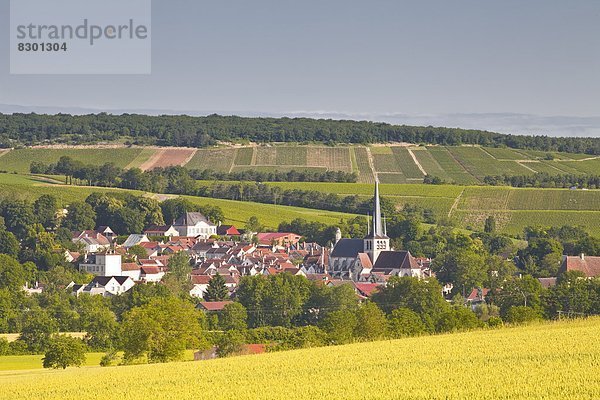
1,0 -> 599,137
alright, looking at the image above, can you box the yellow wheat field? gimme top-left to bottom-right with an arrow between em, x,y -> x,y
1,318 -> 600,400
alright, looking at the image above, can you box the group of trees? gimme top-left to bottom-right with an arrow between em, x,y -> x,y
32,159 -> 357,186
483,173 -> 600,188
30,158 -> 438,222
4,113 -> 600,154
189,169 -> 358,183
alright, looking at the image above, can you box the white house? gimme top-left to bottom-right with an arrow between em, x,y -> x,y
189,275 -> 211,298
122,234 -> 150,249
82,276 -> 135,296
144,225 -> 180,238
72,230 -> 111,253
79,253 -> 122,276
174,212 -> 217,239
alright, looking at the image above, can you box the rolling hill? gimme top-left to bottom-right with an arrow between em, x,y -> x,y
1,144 -> 599,182
1,318 -> 598,400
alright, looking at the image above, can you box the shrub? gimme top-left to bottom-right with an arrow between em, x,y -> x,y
505,306 -> 541,325
42,335 -> 86,369
388,308 -> 426,338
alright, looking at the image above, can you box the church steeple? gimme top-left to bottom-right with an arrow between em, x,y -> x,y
364,180 -> 390,264
373,181 -> 383,237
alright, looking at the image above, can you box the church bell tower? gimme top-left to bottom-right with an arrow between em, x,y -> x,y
364,180 -> 389,264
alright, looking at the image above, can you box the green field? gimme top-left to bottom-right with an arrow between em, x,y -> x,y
185,148 -> 237,172
259,181 -> 600,234
0,174 -> 358,230
1,145 -> 596,183
1,318 -> 599,400
182,195 -> 356,228
0,353 -> 105,371
126,148 -> 158,169
0,148 -> 144,174
234,147 -> 254,166
354,147 -> 374,183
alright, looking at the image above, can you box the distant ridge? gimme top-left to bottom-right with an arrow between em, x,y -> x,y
1,104 -> 599,138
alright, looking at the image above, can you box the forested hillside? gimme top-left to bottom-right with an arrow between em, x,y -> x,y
1,113 -> 600,154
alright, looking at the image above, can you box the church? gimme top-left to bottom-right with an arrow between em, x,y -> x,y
328,181 -> 424,281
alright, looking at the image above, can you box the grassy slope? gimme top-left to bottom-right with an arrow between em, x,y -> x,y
1,318 -> 599,399
197,180 -> 600,234
0,174 -> 357,229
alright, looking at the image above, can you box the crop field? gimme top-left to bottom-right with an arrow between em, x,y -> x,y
275,147 -> 307,166
353,147 -> 374,183
126,148 -> 159,169
255,181 -> 600,234
391,147 -> 424,179
372,154 -> 402,173
481,146 -> 529,160
139,148 -> 197,170
234,147 -> 254,166
561,158 -> 600,175
230,166 -> 328,173
0,353 -> 105,371
0,173 -> 146,204
2,145 -> 596,183
447,146 -> 535,179
427,147 -> 477,185
185,148 -> 237,172
307,147 -> 352,172
411,147 -> 453,182
2,318 -> 599,400
0,148 -> 144,173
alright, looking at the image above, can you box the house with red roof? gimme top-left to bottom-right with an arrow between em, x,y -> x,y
256,232 -> 302,247
560,254 -> 600,278
217,225 -> 241,236
197,301 -> 233,312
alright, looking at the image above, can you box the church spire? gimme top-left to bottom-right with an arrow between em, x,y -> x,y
373,180 -> 383,237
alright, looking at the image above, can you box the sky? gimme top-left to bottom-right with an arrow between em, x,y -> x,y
1,0 -> 599,136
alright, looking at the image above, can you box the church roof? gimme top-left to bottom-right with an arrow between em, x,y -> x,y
331,239 -> 364,258
372,250 -> 418,272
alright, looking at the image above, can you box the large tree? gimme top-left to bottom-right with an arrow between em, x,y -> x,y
204,273 -> 229,302
62,202 -> 96,231
120,297 -> 206,363
42,335 -> 86,369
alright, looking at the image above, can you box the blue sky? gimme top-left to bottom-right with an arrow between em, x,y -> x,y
1,0 -> 599,135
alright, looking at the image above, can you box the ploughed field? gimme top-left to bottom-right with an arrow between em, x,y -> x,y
1,318 -> 599,400
1,144 -> 599,183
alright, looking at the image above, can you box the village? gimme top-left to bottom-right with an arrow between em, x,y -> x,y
21,182 -> 598,314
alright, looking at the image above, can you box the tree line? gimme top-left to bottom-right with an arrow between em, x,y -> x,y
482,172 -> 600,188
30,158 -> 436,220
3,113 -> 600,154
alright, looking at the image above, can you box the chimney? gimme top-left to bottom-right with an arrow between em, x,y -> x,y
580,253 -> 585,260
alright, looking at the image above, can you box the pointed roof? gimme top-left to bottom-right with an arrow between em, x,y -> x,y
365,181 -> 388,239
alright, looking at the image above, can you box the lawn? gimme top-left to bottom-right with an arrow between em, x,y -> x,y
1,318 -> 599,399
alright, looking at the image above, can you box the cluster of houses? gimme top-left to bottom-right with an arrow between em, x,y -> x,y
53,184 -> 440,303
23,182 -> 600,309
